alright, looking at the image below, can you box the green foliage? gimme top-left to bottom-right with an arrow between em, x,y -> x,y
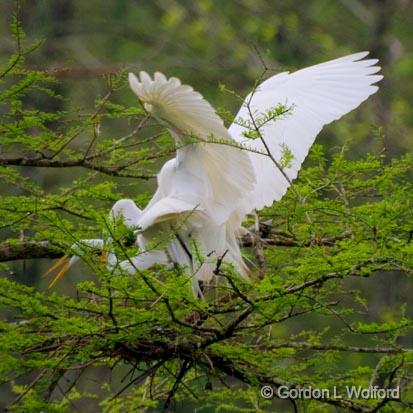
0,6 -> 412,413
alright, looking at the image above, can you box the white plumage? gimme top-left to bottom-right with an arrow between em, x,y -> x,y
128,72 -> 256,226
229,52 -> 382,212
48,52 -> 382,291
47,199 -> 170,287
129,71 -> 257,282
127,52 -> 382,284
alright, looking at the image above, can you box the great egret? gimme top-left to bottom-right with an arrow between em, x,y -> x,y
48,52 -> 382,290
47,199 -> 170,287
128,51 -> 382,282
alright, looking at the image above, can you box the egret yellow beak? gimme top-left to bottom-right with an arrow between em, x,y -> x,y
44,255 -> 68,277
45,256 -> 71,288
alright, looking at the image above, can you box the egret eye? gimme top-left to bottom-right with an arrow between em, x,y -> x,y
144,102 -> 153,112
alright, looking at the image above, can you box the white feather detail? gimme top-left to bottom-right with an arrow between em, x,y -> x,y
228,52 -> 382,212
128,71 -> 256,225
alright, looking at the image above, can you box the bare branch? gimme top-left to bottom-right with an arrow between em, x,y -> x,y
0,240 -> 62,262
260,341 -> 412,354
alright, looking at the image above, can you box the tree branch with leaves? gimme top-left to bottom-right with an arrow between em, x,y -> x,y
0,13 -> 412,413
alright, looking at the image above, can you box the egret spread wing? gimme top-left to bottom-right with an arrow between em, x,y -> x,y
127,54 -> 382,287
128,71 -> 255,225
229,52 -> 382,211
128,71 -> 230,140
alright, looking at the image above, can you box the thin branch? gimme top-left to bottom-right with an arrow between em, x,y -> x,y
0,240 -> 62,262
261,341 -> 412,354
163,360 -> 192,410
0,156 -> 154,179
0,230 -> 352,263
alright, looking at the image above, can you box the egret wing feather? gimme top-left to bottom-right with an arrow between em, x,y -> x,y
138,196 -> 202,230
128,71 -> 255,225
229,52 -> 382,211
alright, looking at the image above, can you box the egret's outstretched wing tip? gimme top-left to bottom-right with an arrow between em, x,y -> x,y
139,71 -> 151,84
345,51 -> 369,62
229,51 -> 383,212
374,74 -> 384,83
154,71 -> 167,83
128,72 -> 141,96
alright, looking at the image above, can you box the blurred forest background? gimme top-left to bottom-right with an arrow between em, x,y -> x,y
0,0 -> 412,411
0,0 -> 412,152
